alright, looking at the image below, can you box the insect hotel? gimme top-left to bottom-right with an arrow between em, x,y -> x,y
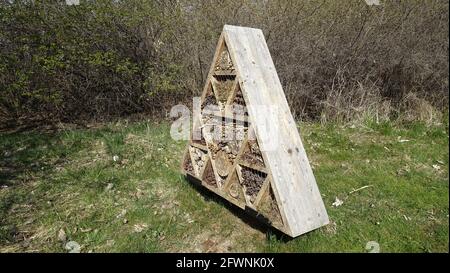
181,25 -> 329,237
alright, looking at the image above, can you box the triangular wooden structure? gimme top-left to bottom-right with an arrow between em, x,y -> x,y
182,25 -> 329,237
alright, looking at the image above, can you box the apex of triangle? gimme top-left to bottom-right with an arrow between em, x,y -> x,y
224,24 -> 263,32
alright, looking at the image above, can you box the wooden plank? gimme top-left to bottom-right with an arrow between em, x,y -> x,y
213,70 -> 237,76
236,160 -> 267,173
253,176 -> 270,207
200,34 -> 227,102
180,147 -> 190,176
249,27 -> 329,235
250,25 -> 329,234
231,26 -> 298,234
190,141 -> 208,151
188,146 -> 201,179
224,25 -> 329,236
244,26 -> 318,236
235,164 -> 252,206
223,26 -> 293,235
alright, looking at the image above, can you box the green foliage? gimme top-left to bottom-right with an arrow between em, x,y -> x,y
0,0 -> 182,121
0,0 -> 448,125
145,63 -> 183,97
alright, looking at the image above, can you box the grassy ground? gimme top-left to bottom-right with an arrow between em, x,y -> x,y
0,119 -> 448,253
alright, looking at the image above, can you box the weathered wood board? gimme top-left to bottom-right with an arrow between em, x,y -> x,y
181,25 -> 329,237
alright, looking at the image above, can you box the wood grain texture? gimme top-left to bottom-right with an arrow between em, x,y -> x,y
223,25 -> 329,237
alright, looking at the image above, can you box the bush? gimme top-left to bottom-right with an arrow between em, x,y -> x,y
0,0 -> 185,124
0,0 -> 448,126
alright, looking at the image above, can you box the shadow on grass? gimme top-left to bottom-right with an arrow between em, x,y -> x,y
183,175 -> 293,243
0,132 -> 59,187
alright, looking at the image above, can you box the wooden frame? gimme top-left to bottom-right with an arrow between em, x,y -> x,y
181,25 -> 329,237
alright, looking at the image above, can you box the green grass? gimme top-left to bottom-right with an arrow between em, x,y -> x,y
0,119 -> 448,252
